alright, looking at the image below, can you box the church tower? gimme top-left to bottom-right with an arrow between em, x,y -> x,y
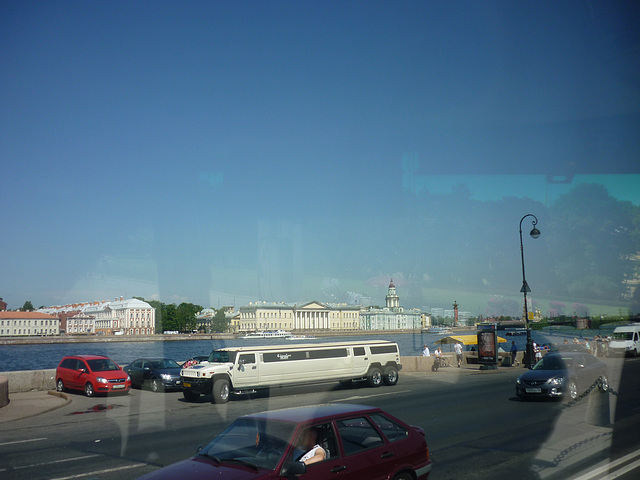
386,278 -> 400,310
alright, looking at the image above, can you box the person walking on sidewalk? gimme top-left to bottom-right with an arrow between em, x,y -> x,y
454,342 -> 463,367
510,341 -> 518,367
432,347 -> 443,372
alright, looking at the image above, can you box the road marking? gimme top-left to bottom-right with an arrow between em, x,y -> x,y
336,390 -> 412,401
49,463 -> 146,480
10,454 -> 101,471
0,437 -> 47,447
572,449 -> 640,480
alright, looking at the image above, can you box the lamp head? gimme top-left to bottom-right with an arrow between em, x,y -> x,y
530,227 -> 541,239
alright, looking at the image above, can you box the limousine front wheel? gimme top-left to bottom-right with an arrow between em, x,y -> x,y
212,378 -> 231,404
368,367 -> 383,387
383,366 -> 399,386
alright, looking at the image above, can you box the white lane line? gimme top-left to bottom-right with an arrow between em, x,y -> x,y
0,437 -> 47,447
11,454 -> 101,471
336,390 -> 412,401
50,463 -> 147,480
600,458 -> 640,480
572,449 -> 640,480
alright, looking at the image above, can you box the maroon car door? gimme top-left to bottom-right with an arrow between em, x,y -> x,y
336,416 -> 397,480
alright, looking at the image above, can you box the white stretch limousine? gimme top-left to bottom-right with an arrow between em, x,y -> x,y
181,340 -> 402,403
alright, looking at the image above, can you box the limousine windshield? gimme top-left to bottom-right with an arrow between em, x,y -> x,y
208,350 -> 237,363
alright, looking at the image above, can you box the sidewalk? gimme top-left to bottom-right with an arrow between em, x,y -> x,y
0,390 -> 70,424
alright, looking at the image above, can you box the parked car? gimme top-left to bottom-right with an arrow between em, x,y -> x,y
124,358 -> 182,392
56,355 -> 131,397
136,403 -> 431,480
516,351 -> 609,401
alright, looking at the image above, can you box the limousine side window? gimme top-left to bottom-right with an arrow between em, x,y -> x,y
238,353 -> 256,366
370,345 -> 398,354
353,347 -> 366,356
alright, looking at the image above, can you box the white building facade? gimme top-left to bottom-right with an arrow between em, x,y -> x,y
359,279 -> 423,330
237,301 -> 360,333
70,298 -> 156,336
0,311 -> 59,336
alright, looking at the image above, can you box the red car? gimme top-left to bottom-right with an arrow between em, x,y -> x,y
55,355 -> 131,397
136,403 -> 431,480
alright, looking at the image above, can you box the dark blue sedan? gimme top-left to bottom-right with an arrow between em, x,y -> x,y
124,358 -> 182,392
516,351 -> 608,401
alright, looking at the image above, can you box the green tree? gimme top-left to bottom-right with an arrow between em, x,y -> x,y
22,301 -> 35,311
547,184 -> 640,300
211,308 -> 230,333
176,303 -> 202,333
162,304 -> 178,332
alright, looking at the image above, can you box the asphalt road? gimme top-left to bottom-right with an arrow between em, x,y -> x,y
1,358 -> 639,480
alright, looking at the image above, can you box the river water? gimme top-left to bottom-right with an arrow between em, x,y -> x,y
0,328 -> 595,372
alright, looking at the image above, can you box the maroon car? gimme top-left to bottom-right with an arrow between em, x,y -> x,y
56,354 -> 131,397
136,404 -> 431,480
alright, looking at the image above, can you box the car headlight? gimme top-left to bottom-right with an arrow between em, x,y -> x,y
161,374 -> 172,380
548,376 -> 564,386
97,377 -> 108,384
516,378 -> 522,385
126,374 -> 131,381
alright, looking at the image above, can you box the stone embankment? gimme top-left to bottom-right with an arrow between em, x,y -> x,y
0,351 -> 523,401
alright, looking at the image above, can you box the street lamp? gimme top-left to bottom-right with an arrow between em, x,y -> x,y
520,214 -> 541,369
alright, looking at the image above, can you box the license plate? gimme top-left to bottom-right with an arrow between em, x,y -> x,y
526,388 -> 541,393
112,384 -> 125,389
183,382 -> 191,388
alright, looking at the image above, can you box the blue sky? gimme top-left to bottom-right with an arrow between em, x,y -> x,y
1,1 -> 639,313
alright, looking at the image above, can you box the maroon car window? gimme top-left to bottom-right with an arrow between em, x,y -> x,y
370,414 -> 409,442
336,417 -> 384,455
291,422 -> 339,462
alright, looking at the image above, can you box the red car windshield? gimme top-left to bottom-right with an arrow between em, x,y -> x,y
199,418 -> 296,471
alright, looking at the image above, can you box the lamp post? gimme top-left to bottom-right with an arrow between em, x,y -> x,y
520,214 -> 541,369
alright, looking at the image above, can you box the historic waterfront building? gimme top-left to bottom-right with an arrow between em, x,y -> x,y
294,301 -> 360,331
359,279 -> 423,330
0,311 -> 59,336
237,300 -> 360,333
41,297 -> 156,336
84,298 -> 155,335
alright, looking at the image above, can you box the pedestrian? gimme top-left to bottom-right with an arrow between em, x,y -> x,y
595,335 -> 603,357
534,342 -> 542,362
432,347 -> 443,372
422,344 -> 430,357
584,337 -> 591,354
454,341 -> 463,367
510,341 -> 518,367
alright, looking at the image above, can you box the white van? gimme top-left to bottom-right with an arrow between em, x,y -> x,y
181,340 -> 401,403
608,324 -> 640,357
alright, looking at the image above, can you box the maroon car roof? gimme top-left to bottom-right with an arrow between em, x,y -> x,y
243,404 -> 382,423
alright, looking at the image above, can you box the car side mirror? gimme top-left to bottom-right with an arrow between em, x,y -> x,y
79,368 -> 86,373
281,461 -> 306,477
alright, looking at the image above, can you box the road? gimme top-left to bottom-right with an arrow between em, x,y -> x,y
1,358 -> 639,480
